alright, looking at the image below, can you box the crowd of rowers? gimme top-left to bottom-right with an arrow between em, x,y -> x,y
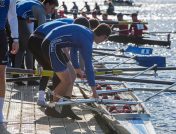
1,0 -> 148,121
54,1 -> 147,36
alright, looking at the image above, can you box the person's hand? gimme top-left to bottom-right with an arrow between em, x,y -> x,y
75,68 -> 85,80
37,66 -> 43,76
11,41 -> 19,54
91,86 -> 99,98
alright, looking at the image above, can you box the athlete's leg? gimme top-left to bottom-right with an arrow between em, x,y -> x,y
53,68 -> 72,101
0,30 -> 8,123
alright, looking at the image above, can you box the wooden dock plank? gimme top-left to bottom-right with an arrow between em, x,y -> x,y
19,86 -> 35,134
49,117 -> 66,134
35,106 -> 51,134
73,107 -> 94,134
5,85 -> 22,134
72,87 -> 104,134
3,83 -> 105,134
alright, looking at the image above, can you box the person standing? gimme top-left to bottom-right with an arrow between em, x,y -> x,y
0,0 -> 19,125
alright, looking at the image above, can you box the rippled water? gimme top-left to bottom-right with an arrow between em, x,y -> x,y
59,0 -> 176,133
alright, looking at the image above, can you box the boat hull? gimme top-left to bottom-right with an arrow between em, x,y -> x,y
108,35 -> 171,47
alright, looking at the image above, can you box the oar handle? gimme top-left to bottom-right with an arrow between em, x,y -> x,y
95,70 -> 123,75
6,67 -> 53,77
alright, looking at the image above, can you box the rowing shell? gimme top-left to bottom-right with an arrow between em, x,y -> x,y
76,56 -> 156,134
76,83 -> 156,134
108,34 -> 171,47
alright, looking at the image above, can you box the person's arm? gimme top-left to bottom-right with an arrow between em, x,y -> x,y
32,5 -> 46,26
144,24 -> 148,30
8,0 -> 19,54
80,47 -> 98,98
129,24 -> 133,35
70,47 -> 80,69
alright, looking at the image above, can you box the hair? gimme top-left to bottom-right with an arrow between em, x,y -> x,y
117,13 -> 123,17
102,13 -> 108,17
43,0 -> 58,6
89,18 -> 100,30
94,23 -> 111,37
131,13 -> 138,17
74,17 -> 90,28
92,11 -> 97,15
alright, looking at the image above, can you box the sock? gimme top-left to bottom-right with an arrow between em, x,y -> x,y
0,97 -> 4,123
38,91 -> 45,101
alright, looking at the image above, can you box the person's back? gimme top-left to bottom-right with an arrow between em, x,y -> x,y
107,2 -> 114,15
116,13 -> 129,36
71,2 -> 78,13
16,0 -> 44,20
62,2 -> 67,13
94,3 -> 101,14
42,24 -> 95,86
85,2 -> 90,12
45,24 -> 93,48
34,18 -> 74,36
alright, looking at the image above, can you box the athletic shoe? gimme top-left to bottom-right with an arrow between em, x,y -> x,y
45,107 -> 65,118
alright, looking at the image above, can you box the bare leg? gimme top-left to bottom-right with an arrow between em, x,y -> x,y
53,62 -> 76,101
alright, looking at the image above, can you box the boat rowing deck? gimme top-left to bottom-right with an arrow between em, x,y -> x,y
2,83 -> 104,134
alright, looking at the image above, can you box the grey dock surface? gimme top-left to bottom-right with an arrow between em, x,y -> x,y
2,83 -> 104,134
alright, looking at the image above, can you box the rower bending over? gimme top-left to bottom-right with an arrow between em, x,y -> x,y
41,23 -> 111,119
28,18 -> 74,107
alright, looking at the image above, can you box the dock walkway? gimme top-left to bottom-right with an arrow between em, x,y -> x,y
2,83 -> 104,134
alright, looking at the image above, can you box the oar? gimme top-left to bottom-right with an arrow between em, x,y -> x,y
6,67 -> 53,77
131,87 -> 176,92
48,91 -> 107,114
144,82 -> 176,102
95,67 -> 176,72
144,31 -> 176,34
75,80 -> 123,85
113,55 -> 136,67
95,70 -> 123,75
6,77 -> 40,82
93,48 -> 116,51
95,75 -> 175,85
94,61 -> 135,65
131,64 -> 157,78
92,50 -> 128,58
100,20 -> 148,25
